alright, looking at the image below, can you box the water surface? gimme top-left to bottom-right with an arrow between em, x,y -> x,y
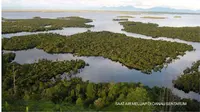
2,12 -> 200,101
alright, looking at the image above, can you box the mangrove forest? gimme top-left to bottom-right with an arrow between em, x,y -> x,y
2,53 -> 200,111
2,32 -> 193,74
119,21 -> 200,42
173,60 -> 200,94
2,16 -> 93,34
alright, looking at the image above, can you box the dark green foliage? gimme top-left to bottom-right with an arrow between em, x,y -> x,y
2,54 -> 200,111
86,83 -> 96,99
2,33 -> 62,50
2,53 -> 87,101
2,52 -> 15,64
120,21 -> 200,42
3,78 -> 200,111
2,16 -> 93,34
2,52 -> 16,76
2,32 -> 193,74
173,60 -> 200,93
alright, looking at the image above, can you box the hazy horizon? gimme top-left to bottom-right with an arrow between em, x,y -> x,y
2,0 -> 200,12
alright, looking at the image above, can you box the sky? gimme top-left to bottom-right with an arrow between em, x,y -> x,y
2,0 -> 200,11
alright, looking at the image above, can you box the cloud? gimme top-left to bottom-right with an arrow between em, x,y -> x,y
2,0 -> 200,10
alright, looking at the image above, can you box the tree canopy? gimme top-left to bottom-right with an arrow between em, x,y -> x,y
2,32 -> 193,74
2,53 -> 200,111
173,60 -> 200,94
2,16 -> 93,34
120,21 -> 200,42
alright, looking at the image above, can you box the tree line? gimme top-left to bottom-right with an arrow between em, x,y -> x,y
2,16 -> 93,34
119,21 -> 200,42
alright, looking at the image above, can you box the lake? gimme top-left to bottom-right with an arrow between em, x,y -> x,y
2,11 -> 200,101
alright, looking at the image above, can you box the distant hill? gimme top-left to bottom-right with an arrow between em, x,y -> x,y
100,6 -> 200,13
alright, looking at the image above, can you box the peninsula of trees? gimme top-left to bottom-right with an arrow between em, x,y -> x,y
119,21 -> 200,42
2,31 -> 193,74
2,16 -> 93,34
173,60 -> 200,94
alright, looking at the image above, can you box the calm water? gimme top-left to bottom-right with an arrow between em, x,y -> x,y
2,12 -> 200,101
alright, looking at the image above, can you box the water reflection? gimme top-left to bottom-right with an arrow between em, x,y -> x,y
2,28 -> 89,38
5,48 -> 200,101
2,12 -> 200,101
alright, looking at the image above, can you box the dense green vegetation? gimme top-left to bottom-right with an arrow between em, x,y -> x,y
2,52 -> 87,98
141,16 -> 166,19
2,52 -> 16,64
113,18 -> 128,21
2,32 -> 193,74
2,16 -> 93,34
173,60 -> 200,94
120,21 -> 200,42
2,53 -> 200,111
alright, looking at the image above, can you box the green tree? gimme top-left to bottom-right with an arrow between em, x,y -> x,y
76,84 -> 81,95
94,98 -> 105,109
76,98 -> 83,106
86,83 -> 95,99
124,87 -> 154,111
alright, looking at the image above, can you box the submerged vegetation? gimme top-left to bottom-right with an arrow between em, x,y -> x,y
120,21 -> 200,42
174,16 -> 182,18
117,16 -> 135,18
113,18 -> 128,21
2,32 -> 193,74
113,16 -> 135,21
2,53 -> 200,111
141,16 -> 166,19
2,16 -> 93,34
173,60 -> 200,94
